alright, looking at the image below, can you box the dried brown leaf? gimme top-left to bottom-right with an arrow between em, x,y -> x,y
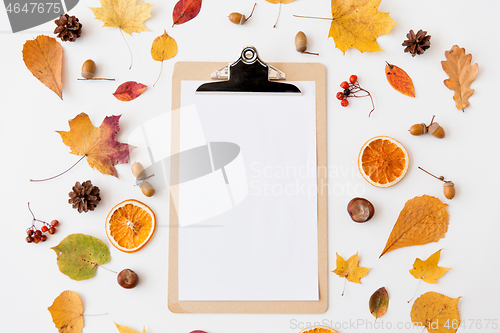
441,45 -> 478,111
380,195 -> 449,257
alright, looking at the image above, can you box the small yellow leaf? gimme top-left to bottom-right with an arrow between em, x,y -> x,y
411,292 -> 461,333
48,290 -> 84,333
410,249 -> 450,284
332,252 -> 370,284
328,0 -> 396,54
115,322 -> 146,333
151,30 -> 178,62
90,0 -> 153,35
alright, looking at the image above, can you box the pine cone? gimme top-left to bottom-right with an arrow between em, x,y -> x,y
402,29 -> 431,57
54,14 -> 82,42
68,180 -> 101,213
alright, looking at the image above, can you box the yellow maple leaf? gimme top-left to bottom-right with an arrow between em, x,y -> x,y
410,249 -> 450,284
90,0 -> 153,35
332,252 -> 370,283
328,0 -> 396,54
48,290 -> 84,333
115,322 -> 146,333
411,292 -> 461,333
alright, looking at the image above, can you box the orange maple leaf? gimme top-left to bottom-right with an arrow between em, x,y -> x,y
57,112 -> 134,178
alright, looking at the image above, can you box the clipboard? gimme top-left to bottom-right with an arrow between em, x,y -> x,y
168,46 -> 327,314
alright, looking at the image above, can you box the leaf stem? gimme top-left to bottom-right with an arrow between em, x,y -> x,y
83,313 -> 109,317
27,202 -> 36,220
100,265 -> 118,274
341,277 -> 347,296
153,61 -> 163,87
77,78 -> 115,81
30,155 -> 87,182
418,167 -> 446,183
301,51 -> 319,56
119,28 -> 133,70
273,2 -> 281,28
293,14 -> 333,20
408,278 -> 422,303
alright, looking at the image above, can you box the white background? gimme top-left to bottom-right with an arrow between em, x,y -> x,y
1,0 -> 500,332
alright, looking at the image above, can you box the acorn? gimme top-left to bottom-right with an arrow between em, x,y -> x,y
294,31 -> 319,55
229,3 -> 256,25
409,123 -> 428,136
347,197 -> 375,223
140,182 -> 155,197
428,122 -> 445,139
443,181 -> 455,200
81,59 -> 96,79
409,115 -> 445,138
418,167 -> 456,200
131,162 -> 146,180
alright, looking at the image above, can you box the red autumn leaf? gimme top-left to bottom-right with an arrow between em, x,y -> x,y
385,62 -> 415,97
113,81 -> 147,101
172,0 -> 202,26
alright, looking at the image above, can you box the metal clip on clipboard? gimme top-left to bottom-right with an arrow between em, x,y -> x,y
196,46 -> 301,94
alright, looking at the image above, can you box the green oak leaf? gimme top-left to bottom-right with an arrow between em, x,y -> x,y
51,233 -> 110,281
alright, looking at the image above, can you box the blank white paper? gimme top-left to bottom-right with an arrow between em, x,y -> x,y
177,81 -> 318,301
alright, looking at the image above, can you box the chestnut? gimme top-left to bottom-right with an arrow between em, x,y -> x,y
347,197 -> 374,223
117,269 -> 139,289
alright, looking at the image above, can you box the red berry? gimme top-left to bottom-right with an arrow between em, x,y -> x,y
33,236 -> 41,244
340,81 -> 349,89
48,227 -> 56,235
41,235 -> 48,242
27,229 -> 34,236
336,92 -> 344,100
341,99 -> 349,107
26,236 -> 33,243
41,225 -> 48,233
51,220 -> 59,227
35,230 -> 42,237
349,75 -> 358,84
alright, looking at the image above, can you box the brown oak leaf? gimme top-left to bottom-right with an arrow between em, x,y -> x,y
441,45 -> 478,111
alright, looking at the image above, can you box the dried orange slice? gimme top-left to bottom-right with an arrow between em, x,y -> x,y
299,326 -> 338,333
358,136 -> 409,188
105,199 -> 156,253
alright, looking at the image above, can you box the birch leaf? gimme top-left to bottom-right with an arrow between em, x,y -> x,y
151,30 -> 178,86
411,292 -> 461,333
48,290 -> 84,333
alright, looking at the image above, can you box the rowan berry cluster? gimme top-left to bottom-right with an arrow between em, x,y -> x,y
336,75 -> 375,116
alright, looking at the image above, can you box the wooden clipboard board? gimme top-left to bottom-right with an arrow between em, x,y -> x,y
168,48 -> 327,314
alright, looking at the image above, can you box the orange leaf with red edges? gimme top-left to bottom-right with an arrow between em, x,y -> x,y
113,81 -> 147,101
385,62 -> 415,97
172,0 -> 202,26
